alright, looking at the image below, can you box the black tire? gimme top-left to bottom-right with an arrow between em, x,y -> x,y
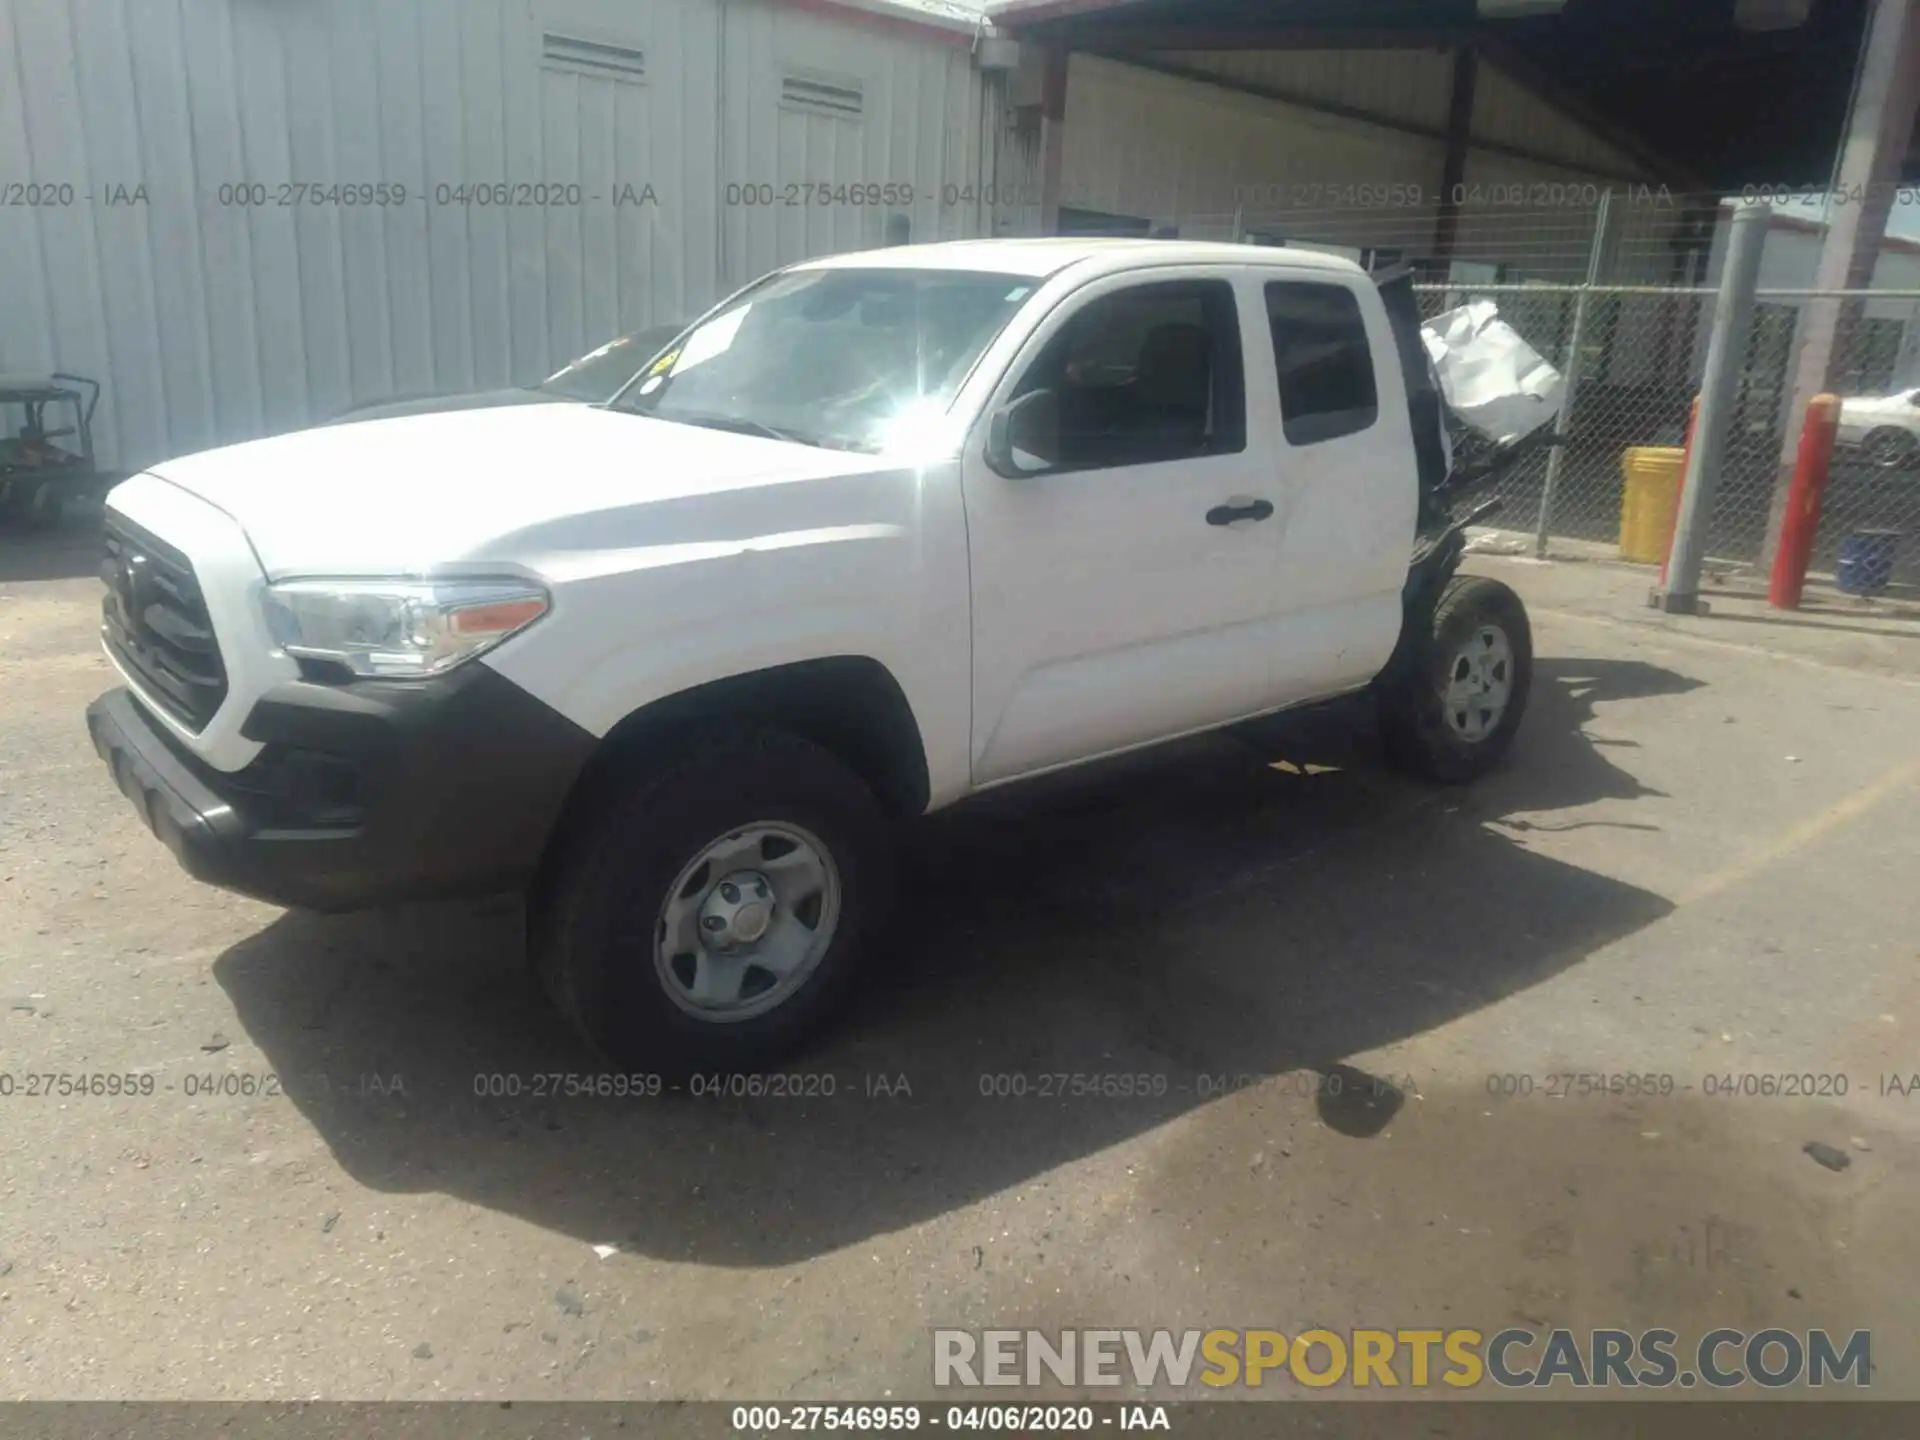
533,727 -> 894,1076
1864,427 -> 1920,471
1378,575 -> 1533,784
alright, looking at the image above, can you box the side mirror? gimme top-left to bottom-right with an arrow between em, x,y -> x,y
985,388 -> 1062,477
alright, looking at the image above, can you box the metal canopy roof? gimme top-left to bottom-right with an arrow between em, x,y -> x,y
985,0 -> 1888,190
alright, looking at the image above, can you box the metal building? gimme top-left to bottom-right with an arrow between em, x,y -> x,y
1013,46 -> 1656,252
0,0 -> 1903,480
0,0 -> 1000,473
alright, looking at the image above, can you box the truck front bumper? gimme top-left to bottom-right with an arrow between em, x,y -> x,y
86,667 -> 596,912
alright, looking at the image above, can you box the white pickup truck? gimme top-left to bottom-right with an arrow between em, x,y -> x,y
87,238 -> 1532,1073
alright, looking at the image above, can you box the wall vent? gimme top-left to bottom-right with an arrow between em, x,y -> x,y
780,70 -> 864,120
542,32 -> 646,82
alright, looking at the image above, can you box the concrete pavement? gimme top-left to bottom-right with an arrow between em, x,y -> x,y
2,532 -> 1918,1402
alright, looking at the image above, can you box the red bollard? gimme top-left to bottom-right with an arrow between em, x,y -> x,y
1769,393 -> 1842,610
1659,395 -> 1702,588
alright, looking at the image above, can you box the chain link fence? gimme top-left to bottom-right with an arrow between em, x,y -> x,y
1159,194 -> 1920,590
1181,189 -> 1718,288
1409,282 -> 1920,588
1414,282 -> 1701,553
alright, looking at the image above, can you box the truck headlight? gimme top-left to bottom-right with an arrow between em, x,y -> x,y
262,578 -> 549,678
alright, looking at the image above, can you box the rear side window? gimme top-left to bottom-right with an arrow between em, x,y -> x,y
1266,281 -> 1378,446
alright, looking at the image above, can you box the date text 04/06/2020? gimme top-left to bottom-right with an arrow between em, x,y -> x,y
1484,1072 -> 1918,1099
728,1405 -> 1171,1432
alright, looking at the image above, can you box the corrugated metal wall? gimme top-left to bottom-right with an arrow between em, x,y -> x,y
1469,64 -> 1639,182
1,3 -> 1686,475
0,0 -> 990,473
1054,49 -> 1661,262
1058,53 -> 1445,237
1148,48 -> 1455,134
717,0 -> 987,289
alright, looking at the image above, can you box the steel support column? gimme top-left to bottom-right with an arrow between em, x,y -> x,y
1764,0 -> 1920,568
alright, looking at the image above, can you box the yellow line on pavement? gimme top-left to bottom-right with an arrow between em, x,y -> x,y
1675,755 -> 1920,908
1532,606 -> 1920,687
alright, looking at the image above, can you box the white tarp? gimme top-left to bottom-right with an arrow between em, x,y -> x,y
1421,300 -> 1565,446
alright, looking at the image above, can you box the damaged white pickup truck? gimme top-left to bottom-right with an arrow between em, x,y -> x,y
88,238 -> 1541,1073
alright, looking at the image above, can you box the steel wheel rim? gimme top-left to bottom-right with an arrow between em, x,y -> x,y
1441,623 -> 1514,743
1870,432 -> 1911,468
654,822 -> 842,1022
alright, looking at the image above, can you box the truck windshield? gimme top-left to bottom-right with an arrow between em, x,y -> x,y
539,323 -> 687,402
613,268 -> 1035,453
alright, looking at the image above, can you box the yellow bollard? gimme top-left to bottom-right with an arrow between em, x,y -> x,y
1619,446 -> 1687,565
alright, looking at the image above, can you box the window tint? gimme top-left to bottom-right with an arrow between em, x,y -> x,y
1009,280 -> 1245,471
1266,281 -> 1378,446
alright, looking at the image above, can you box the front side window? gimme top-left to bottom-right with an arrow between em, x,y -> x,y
1266,281 -> 1379,446
1008,279 -> 1246,471
615,269 -> 1035,453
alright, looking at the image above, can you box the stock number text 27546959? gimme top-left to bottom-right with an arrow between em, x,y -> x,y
724,182 -> 915,208
216,182 -> 409,207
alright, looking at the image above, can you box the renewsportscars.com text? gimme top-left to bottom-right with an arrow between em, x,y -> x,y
932,1327 -> 1871,1390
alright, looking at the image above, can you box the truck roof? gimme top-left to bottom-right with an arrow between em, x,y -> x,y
795,236 -> 1369,282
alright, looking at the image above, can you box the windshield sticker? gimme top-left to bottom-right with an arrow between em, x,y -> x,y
673,306 -> 750,375
649,348 -> 681,376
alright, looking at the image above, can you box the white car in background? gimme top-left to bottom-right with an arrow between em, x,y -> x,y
1837,387 -> 1920,469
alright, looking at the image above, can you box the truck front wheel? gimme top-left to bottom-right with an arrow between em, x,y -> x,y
1378,575 -> 1532,783
533,728 -> 893,1075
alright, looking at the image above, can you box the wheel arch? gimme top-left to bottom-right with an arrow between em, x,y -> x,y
549,654 -> 933,844
1863,424 -> 1920,460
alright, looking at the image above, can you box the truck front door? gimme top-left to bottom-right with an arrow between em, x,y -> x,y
960,269 -> 1292,786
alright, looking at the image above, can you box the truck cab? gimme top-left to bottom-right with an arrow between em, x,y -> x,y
87,239 -> 1530,1073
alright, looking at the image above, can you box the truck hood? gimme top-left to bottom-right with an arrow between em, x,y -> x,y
324,386 -> 560,425
144,403 -> 895,578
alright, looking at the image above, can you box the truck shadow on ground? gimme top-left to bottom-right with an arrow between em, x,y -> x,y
213,655 -> 1701,1265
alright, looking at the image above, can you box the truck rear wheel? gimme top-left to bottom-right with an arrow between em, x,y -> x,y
533,728 -> 893,1076
1378,575 -> 1532,783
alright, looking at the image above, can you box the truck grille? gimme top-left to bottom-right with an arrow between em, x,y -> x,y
101,513 -> 229,731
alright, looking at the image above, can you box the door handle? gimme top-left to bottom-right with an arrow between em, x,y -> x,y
1206,498 -> 1275,526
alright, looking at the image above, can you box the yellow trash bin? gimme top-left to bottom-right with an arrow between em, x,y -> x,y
1619,446 -> 1686,565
